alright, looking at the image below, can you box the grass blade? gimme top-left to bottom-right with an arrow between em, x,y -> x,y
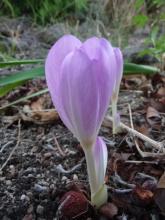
0,81 -> 25,97
124,63 -> 160,74
0,67 -> 44,86
0,59 -> 44,68
0,88 -> 48,110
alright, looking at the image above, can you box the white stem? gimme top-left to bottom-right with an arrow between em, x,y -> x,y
106,116 -> 165,153
83,146 -> 107,208
112,99 -> 118,134
84,147 -> 98,194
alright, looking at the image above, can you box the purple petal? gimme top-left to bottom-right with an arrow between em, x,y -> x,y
113,47 -> 123,89
59,49 -> 99,145
45,34 -> 82,100
93,137 -> 108,187
45,35 -> 82,132
45,35 -> 117,147
81,37 -> 101,60
91,43 -> 117,131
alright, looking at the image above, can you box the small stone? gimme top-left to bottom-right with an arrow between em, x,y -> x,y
73,174 -> 78,181
100,202 -> 118,219
61,176 -> 67,181
21,194 -> 26,201
50,184 -> 55,190
27,205 -> 33,214
36,205 -> 44,215
6,180 -> 12,186
44,152 -> 52,159
9,165 -> 15,176
59,191 -> 88,218
27,191 -> 33,199
0,177 -> 6,181
21,194 -> 30,202
34,184 -> 48,193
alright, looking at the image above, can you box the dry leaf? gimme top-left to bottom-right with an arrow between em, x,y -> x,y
146,106 -> 161,127
153,173 -> 165,214
157,172 -> 165,189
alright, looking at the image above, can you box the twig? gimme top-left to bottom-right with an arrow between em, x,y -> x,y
54,136 -> 66,157
125,160 -> 159,165
127,104 -> 156,158
0,141 -> 14,153
0,120 -> 21,171
105,115 -> 165,153
113,172 -> 136,189
55,157 -> 85,175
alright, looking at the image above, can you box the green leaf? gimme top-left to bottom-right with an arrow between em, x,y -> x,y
124,63 -> 160,74
0,88 -> 48,110
151,26 -> 159,47
0,59 -> 44,68
0,81 -> 25,97
0,67 -> 44,86
133,14 -> 148,27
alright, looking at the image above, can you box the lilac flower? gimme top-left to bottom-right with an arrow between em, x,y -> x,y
45,35 -> 117,207
112,48 -> 123,134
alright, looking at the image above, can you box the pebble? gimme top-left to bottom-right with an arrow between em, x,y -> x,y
73,174 -> 78,181
20,194 -> 26,201
36,205 -> 44,215
27,205 -> 33,214
20,194 -> 30,202
34,184 -> 48,193
6,180 -> 12,186
27,191 -> 33,199
61,176 -> 67,181
44,152 -> 52,159
0,177 -> 6,181
9,165 -> 16,177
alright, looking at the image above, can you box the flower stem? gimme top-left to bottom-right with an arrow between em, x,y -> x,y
112,99 -> 118,134
84,146 -> 107,208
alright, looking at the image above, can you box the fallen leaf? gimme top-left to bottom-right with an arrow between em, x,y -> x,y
156,87 -> 165,98
133,185 -> 154,204
157,172 -> 165,189
146,106 -> 161,127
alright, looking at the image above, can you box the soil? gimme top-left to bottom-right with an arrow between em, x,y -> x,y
0,17 -> 165,220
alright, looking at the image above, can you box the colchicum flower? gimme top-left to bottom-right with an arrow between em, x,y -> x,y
112,48 -> 123,134
45,35 -> 119,207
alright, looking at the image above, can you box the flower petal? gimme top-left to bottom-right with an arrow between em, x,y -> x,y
58,42 -> 116,146
59,49 -> 99,145
113,47 -> 123,89
45,34 -> 82,101
81,37 -> 101,60
93,137 -> 108,187
45,35 -> 82,132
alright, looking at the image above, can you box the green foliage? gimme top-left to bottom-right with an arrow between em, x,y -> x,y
0,59 -> 160,97
139,26 -> 165,61
133,14 -> 149,27
1,0 -> 88,24
0,67 -> 44,87
0,59 -> 43,68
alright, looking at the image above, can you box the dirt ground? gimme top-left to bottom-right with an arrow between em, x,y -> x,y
0,17 -> 165,220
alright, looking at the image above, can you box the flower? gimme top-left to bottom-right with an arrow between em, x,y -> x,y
112,48 -> 123,134
45,35 -> 118,207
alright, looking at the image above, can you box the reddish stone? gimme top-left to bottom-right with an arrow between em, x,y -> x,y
58,190 -> 88,218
